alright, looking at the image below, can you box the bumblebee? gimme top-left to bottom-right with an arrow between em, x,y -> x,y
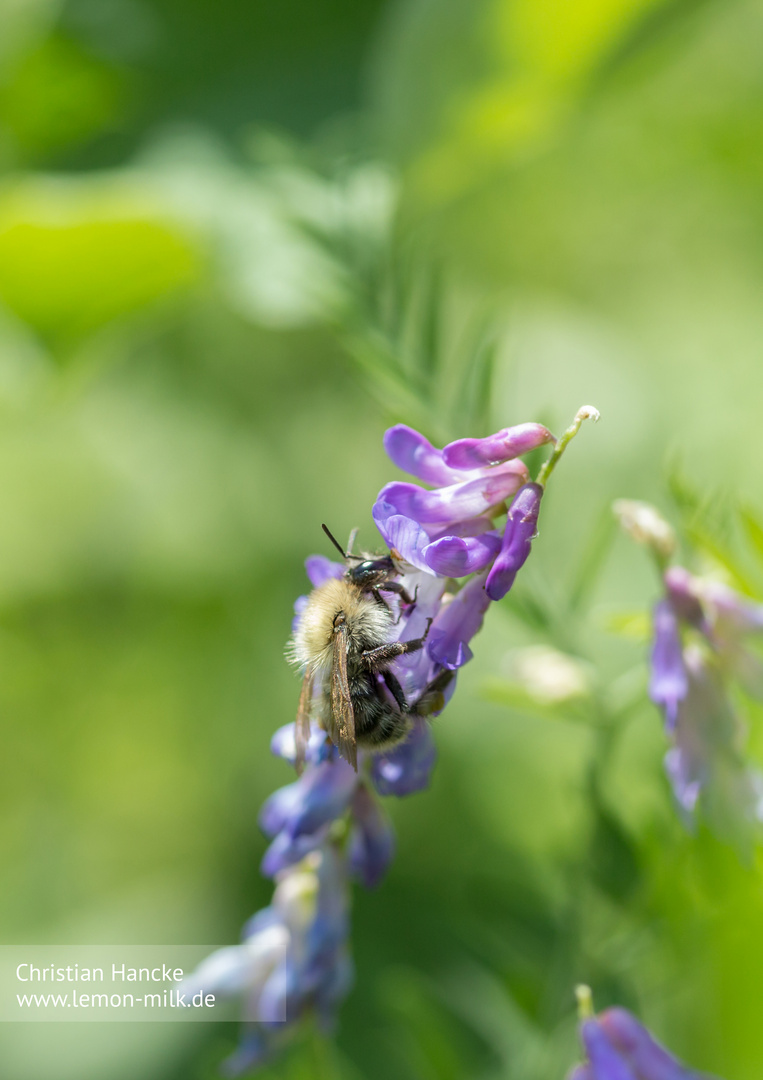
288,525 -> 442,771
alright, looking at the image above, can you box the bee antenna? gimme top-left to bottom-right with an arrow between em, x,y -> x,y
321,523 -> 351,560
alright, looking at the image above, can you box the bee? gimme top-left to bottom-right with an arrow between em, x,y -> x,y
288,525 -> 445,771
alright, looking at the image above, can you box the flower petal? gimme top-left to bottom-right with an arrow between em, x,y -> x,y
442,423 -> 555,469
485,483 -> 543,601
424,532 -> 502,576
599,1007 -> 713,1080
663,567 -> 708,634
649,600 -> 688,733
428,574 -> 491,670
581,1018 -> 639,1080
261,825 -> 332,877
383,424 -> 466,486
372,506 -> 432,572
305,555 -> 345,588
270,722 -> 333,767
376,464 -> 527,529
370,717 -> 437,796
292,595 -> 308,632
700,579 -> 763,634
348,785 -> 396,887
259,759 -> 357,842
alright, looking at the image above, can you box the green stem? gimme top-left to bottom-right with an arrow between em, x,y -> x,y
536,405 -> 600,488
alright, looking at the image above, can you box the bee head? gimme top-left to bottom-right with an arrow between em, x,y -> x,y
346,557 -> 396,589
322,523 -> 398,591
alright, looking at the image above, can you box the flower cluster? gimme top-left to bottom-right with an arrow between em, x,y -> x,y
182,844 -> 350,1074
569,997 -> 720,1080
615,502 -> 763,843
185,411 -> 596,1073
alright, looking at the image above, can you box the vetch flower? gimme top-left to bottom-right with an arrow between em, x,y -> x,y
427,573 -> 492,670
485,482 -> 543,601
649,600 -> 688,733
569,988 -> 721,1080
666,644 -> 763,836
617,503 -> 763,843
370,716 -> 438,796
259,754 -> 358,876
442,422 -> 555,468
191,410 -> 597,1075
348,784 -> 395,887
182,847 -> 350,1075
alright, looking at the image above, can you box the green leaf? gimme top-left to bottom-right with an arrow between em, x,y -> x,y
740,506 -> 763,570
0,184 -> 200,346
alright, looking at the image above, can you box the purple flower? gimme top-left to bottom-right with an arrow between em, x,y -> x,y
442,422 -> 555,469
260,758 -> 358,876
375,467 -> 526,531
370,717 -> 438,796
194,415 -> 595,1075
665,645 -> 763,840
373,496 -> 502,576
384,424 -> 470,486
348,785 -> 395,887
428,574 -> 492,670
305,554 -> 346,587
649,600 -> 688,733
638,551 -> 763,840
571,1006 -> 721,1080
182,845 -> 353,1075
270,720 -> 332,768
485,482 -> 543,601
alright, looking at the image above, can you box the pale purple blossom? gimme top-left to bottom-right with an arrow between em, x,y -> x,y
370,717 -> 438,796
427,574 -> 492,670
570,1006 -> 721,1080
182,846 -> 349,1075
643,556 -> 763,839
348,784 -> 395,887
649,600 -> 688,733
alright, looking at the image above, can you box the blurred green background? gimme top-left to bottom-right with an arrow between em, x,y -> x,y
2,0 -> 763,1077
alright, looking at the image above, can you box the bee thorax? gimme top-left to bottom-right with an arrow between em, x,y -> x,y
288,577 -> 393,672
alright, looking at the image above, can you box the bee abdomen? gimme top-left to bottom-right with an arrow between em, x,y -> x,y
349,670 -> 410,751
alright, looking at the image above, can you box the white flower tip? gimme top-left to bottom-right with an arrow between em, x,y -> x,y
509,645 -> 590,704
613,499 -> 676,558
575,984 -> 594,1019
576,405 -> 600,423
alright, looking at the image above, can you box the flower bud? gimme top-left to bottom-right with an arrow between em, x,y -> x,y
613,500 -> 676,560
485,483 -> 543,601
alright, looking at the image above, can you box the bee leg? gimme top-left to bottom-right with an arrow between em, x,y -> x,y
381,669 -> 408,712
360,620 -> 433,672
414,668 -> 455,717
378,581 -> 416,606
369,588 -> 394,612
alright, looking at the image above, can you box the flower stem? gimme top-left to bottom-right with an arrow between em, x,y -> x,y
536,405 -> 600,488
575,983 -> 594,1020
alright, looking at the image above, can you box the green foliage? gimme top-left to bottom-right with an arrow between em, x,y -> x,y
0,184 -> 200,346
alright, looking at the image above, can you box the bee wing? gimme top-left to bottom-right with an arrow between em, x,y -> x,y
295,669 -> 314,776
331,624 -> 358,771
